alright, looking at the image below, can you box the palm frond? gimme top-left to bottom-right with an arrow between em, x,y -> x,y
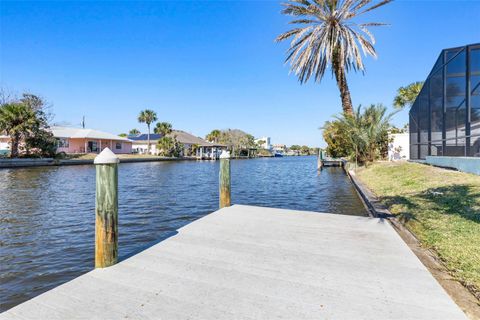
277,0 -> 389,79
358,0 -> 393,15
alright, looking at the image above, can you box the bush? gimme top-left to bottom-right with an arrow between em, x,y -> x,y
322,104 -> 394,164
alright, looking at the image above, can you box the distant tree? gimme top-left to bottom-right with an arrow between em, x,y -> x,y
157,135 -> 183,157
24,126 -> 57,157
138,109 -> 157,153
0,93 -> 56,158
118,133 -> 127,137
290,145 -> 301,151
129,128 -> 140,135
0,103 -> 37,157
206,129 -> 221,143
20,93 -> 54,123
256,139 -> 266,148
393,82 -> 424,109
154,122 -> 173,136
216,129 -> 255,157
322,120 -> 351,158
19,94 -> 56,156
300,145 -> 310,155
276,0 -> 392,115
187,143 -> 200,156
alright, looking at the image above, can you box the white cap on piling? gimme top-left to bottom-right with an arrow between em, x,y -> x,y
220,150 -> 231,159
94,148 -> 120,164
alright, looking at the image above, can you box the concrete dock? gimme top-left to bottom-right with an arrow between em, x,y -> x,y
0,205 -> 466,319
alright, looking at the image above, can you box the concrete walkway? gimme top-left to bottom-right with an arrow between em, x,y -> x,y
0,205 -> 467,319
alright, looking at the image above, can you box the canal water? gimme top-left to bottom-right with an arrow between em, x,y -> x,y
0,156 -> 367,311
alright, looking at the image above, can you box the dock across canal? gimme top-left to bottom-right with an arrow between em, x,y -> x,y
0,205 -> 466,319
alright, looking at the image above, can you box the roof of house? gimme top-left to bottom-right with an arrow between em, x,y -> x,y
171,130 -> 225,147
129,130 -> 225,147
128,133 -> 162,141
51,126 -> 131,141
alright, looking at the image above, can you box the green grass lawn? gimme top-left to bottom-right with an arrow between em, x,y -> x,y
356,161 -> 480,297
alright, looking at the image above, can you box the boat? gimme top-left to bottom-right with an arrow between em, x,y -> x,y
274,152 -> 283,157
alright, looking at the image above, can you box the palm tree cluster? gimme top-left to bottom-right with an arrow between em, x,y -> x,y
276,0 -> 391,115
156,135 -> 183,157
323,104 -> 394,164
205,129 -> 221,143
136,109 -> 180,156
154,122 -> 173,136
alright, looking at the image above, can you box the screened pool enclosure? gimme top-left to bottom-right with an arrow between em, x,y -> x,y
409,44 -> 480,159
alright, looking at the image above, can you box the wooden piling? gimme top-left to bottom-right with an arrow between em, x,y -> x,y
219,150 -> 231,208
317,149 -> 323,171
94,148 -> 119,268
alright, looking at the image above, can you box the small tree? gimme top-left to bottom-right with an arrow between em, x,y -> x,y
0,94 -> 56,158
138,110 -> 157,153
129,128 -> 140,135
323,104 -> 394,164
322,121 -> 351,158
0,103 -> 37,157
157,135 -> 183,157
300,145 -> 310,155
24,127 -> 57,157
206,129 -> 221,143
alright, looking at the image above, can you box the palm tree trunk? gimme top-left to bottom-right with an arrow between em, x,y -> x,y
147,124 -> 151,154
332,50 -> 353,116
10,134 -> 19,158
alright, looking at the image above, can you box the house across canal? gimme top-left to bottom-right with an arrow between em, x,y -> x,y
129,130 -> 226,159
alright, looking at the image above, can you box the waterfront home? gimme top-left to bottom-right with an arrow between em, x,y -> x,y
173,130 -> 227,159
51,126 -> 132,154
255,136 -> 272,150
272,144 -> 287,153
0,134 -> 10,156
130,130 -> 226,159
129,133 -> 162,155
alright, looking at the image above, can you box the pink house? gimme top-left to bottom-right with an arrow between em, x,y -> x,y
51,127 -> 132,154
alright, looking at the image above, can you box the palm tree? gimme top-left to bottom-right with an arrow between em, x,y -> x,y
393,82 -> 424,109
138,110 -> 157,153
0,102 -> 37,158
333,104 -> 394,164
154,122 -> 173,136
206,129 -> 221,143
276,0 -> 391,115
129,128 -> 141,135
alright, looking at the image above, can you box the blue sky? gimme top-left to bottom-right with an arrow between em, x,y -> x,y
1,0 -> 479,147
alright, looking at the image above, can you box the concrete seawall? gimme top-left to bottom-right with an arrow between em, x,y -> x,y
0,157 -> 194,169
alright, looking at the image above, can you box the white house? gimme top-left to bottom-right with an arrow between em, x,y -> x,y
255,137 -> 271,150
388,132 -> 410,161
0,135 -> 10,156
129,130 -> 226,159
